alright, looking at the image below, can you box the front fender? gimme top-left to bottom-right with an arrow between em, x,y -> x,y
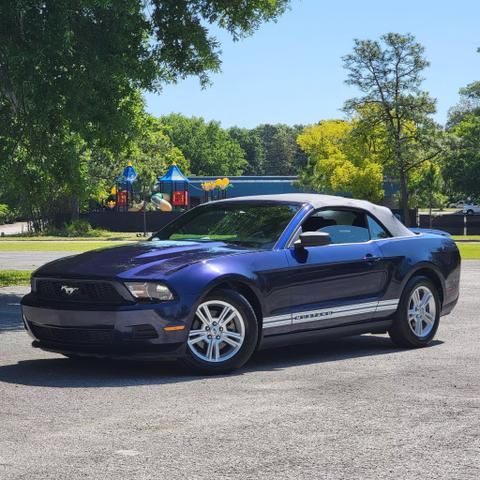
201,273 -> 263,303
165,263 -> 263,328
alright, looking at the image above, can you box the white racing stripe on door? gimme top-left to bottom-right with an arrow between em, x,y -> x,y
262,314 -> 291,329
263,299 -> 399,329
376,299 -> 400,312
291,301 -> 378,325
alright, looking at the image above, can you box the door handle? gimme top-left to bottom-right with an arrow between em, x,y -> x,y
364,253 -> 381,263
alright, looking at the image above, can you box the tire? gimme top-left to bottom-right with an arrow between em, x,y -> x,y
182,289 -> 259,374
388,276 -> 441,348
467,209 -> 474,215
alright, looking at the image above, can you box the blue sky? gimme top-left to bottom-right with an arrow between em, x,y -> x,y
144,0 -> 479,128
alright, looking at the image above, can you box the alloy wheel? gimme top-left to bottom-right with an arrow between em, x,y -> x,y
188,300 -> 246,363
407,286 -> 436,338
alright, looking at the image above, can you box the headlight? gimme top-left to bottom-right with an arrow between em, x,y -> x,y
124,282 -> 174,302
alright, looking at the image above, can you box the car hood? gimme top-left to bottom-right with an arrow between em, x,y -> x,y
34,240 -> 253,279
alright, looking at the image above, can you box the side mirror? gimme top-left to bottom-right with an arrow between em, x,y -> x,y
294,231 -> 331,249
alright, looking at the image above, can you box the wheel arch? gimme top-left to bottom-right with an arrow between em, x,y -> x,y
403,264 -> 445,306
202,276 -> 265,340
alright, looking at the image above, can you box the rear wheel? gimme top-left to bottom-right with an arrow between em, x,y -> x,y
466,209 -> 474,215
183,289 -> 258,374
388,276 -> 440,348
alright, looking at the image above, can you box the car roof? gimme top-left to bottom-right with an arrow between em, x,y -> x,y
211,193 -> 414,238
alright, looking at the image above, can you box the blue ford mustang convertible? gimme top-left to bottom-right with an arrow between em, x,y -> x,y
22,194 -> 461,373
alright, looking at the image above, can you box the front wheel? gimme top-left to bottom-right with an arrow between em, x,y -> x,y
183,289 -> 258,374
466,209 -> 474,215
388,276 -> 440,348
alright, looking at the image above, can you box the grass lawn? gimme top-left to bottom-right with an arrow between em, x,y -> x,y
0,240 -> 134,252
457,244 -> 480,260
452,235 -> 480,241
0,232 -> 142,241
418,208 -> 460,215
0,270 -> 32,287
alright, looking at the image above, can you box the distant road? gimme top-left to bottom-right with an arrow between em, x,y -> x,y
0,252 -> 69,270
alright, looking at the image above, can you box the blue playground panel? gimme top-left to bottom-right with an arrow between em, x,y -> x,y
187,176 -> 313,201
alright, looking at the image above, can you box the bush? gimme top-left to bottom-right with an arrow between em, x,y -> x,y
0,204 -> 15,225
46,219 -> 110,237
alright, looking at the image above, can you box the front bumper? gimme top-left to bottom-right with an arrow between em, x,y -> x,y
21,300 -> 189,359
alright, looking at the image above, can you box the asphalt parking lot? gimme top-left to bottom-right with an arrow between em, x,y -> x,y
0,263 -> 479,480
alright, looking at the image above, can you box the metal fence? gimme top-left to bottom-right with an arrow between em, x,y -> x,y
418,214 -> 480,235
82,211 -> 182,233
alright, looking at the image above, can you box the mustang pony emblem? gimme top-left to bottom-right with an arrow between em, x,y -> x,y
61,285 -> 79,296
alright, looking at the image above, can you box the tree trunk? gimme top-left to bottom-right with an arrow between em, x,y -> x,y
70,196 -> 80,222
429,194 -> 433,228
399,169 -> 410,226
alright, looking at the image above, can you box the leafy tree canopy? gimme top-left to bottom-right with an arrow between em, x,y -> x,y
447,81 -> 480,127
444,111 -> 480,199
0,0 -> 289,226
297,119 -> 384,202
443,48 -> 480,199
343,33 -> 439,223
160,113 -> 246,176
228,127 -> 266,175
408,161 -> 447,211
255,124 -> 307,175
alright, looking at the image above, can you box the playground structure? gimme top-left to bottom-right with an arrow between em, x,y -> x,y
154,163 -> 190,210
107,161 -> 140,212
84,168 -> 311,232
105,162 -> 235,213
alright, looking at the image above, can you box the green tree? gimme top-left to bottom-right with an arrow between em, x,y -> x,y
254,124 -> 307,175
228,127 -> 266,175
343,33 -> 440,224
0,1 -> 289,228
126,116 -> 188,188
444,115 -> 480,199
444,48 -> 480,199
160,114 -> 246,175
297,119 -> 384,202
409,161 -> 447,220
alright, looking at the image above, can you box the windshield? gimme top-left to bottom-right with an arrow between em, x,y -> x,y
151,202 -> 300,249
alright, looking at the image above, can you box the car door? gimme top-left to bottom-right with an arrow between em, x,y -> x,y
285,208 -> 393,332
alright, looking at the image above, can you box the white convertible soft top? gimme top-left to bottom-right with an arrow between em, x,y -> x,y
214,193 -> 415,238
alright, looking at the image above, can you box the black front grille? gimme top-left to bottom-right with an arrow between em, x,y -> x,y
29,323 -> 114,345
35,279 -> 125,305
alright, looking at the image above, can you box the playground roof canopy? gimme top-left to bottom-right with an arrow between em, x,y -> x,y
158,164 -> 189,183
122,163 -> 137,184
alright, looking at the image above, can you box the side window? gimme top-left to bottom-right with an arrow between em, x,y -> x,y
301,209 -> 370,244
367,215 -> 390,240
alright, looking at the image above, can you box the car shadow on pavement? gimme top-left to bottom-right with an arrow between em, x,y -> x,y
249,336 -> 442,372
0,335 -> 443,388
